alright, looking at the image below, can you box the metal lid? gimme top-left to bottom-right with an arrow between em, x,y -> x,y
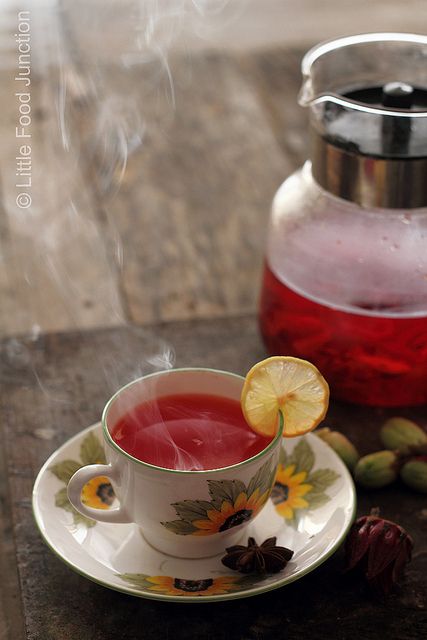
300,33 -> 427,208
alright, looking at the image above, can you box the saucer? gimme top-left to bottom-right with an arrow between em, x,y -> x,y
32,423 -> 356,602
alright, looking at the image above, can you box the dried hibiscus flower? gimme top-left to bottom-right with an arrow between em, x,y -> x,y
345,509 -> 413,595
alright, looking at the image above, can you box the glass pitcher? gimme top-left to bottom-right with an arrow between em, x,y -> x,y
259,33 -> 427,406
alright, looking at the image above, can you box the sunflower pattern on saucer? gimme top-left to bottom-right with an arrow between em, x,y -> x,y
34,423 -> 355,602
161,457 -> 276,536
118,573 -> 265,597
49,432 -> 115,528
271,439 -> 339,525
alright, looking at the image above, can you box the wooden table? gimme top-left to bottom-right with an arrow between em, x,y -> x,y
1,319 -> 427,640
1,6 -> 427,638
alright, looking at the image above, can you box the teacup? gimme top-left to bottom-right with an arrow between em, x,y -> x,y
67,368 -> 283,558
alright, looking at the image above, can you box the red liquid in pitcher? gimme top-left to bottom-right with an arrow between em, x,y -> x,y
260,264 -> 427,406
111,393 -> 272,470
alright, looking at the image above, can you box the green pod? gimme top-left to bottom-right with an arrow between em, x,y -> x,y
400,457 -> 427,493
354,451 -> 398,489
380,417 -> 427,454
315,428 -> 359,471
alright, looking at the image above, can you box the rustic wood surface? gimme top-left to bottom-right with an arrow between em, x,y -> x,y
85,53 -> 291,325
0,3 -> 126,336
0,41 -> 299,335
2,0 -> 427,338
1,3 -> 427,638
61,0 -> 427,54
1,318 -> 426,640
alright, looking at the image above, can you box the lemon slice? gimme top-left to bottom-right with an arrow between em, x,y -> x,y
241,356 -> 329,438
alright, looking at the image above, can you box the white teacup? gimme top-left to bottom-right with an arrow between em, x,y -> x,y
67,368 -> 283,558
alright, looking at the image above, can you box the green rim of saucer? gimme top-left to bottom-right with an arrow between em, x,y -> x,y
32,422 -> 357,603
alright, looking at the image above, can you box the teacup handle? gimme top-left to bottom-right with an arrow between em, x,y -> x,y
67,464 -> 132,524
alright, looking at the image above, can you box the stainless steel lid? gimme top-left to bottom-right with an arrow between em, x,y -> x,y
300,33 -> 427,209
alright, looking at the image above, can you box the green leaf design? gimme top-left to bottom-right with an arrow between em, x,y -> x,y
207,479 -> 247,509
118,573 -> 251,596
50,430 -> 105,530
49,459 -> 81,483
267,466 -> 278,492
307,468 -> 339,493
55,487 -> 74,512
247,457 -> 273,497
119,573 -> 151,590
54,488 -> 96,528
161,519 -> 198,535
287,514 -> 299,528
279,446 -> 288,467
272,440 -> 340,523
306,492 -> 331,510
289,440 -> 315,474
172,500 -> 213,522
80,432 -> 106,465
162,456 -> 277,535
72,511 -> 97,528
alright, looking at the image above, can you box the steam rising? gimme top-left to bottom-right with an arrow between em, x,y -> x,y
59,0 -> 239,195
1,0 -> 234,417
112,393 -> 261,471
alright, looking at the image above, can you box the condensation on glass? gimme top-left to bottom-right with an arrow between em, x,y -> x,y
259,33 -> 427,406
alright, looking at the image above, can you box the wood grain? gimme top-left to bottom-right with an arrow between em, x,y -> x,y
1,41 -> 302,335
1,318 -> 426,639
0,6 -> 426,639
61,0 -> 427,54
0,7 -> 125,338
0,431 -> 26,640
71,52 -> 291,326
2,1 -> 427,337
239,48 -> 308,167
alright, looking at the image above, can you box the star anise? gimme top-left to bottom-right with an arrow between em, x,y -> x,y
221,537 -> 293,574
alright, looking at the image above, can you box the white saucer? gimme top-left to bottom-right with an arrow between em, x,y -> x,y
32,423 -> 356,602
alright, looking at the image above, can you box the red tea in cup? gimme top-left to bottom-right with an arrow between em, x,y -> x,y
68,369 -> 284,558
111,393 -> 272,471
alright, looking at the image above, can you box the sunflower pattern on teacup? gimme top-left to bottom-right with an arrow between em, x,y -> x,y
118,572 -> 266,597
161,456 -> 276,536
49,432 -> 115,528
48,434 -> 339,530
271,440 -> 339,525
